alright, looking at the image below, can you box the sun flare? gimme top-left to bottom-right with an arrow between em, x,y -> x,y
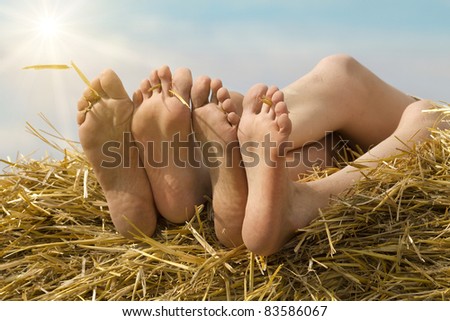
36,16 -> 60,39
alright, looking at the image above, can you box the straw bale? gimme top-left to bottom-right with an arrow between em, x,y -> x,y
1,112 -> 450,301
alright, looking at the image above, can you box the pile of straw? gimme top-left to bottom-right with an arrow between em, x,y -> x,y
1,118 -> 450,301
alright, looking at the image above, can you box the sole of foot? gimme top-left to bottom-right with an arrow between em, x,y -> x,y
132,66 -> 211,223
77,69 -> 157,238
192,76 -> 246,247
238,84 -> 318,255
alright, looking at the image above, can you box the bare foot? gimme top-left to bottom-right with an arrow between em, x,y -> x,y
192,76 -> 246,247
132,66 -> 211,223
238,84 -> 322,255
77,69 -> 157,237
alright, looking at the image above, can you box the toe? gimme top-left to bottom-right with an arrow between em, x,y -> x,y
89,77 -> 106,98
82,85 -> 100,103
271,90 -> 284,106
98,69 -> 129,100
266,85 -> 279,98
274,99 -> 289,117
133,89 -> 144,107
139,79 -> 152,99
227,112 -> 240,127
275,102 -> 292,135
149,69 -> 161,93
221,97 -> 236,114
191,76 -> 211,109
172,67 -> 193,104
77,96 -> 89,112
210,79 -> 223,104
77,111 -> 86,126
157,65 -> 172,93
217,87 -> 231,103
243,84 -> 268,114
77,98 -> 89,125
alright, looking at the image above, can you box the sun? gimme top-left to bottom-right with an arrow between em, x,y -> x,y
36,16 -> 60,39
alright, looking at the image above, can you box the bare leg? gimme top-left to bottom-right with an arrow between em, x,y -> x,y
132,66 -> 211,223
239,95 -> 447,255
310,100 -> 449,198
193,54 -> 430,253
77,69 -> 157,237
230,55 -> 416,179
283,54 -> 417,150
238,85 -> 312,255
191,77 -> 246,247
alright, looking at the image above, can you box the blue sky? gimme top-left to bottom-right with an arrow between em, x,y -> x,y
1,0 -> 450,160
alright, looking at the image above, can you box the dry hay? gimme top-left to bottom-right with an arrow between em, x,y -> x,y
1,112 -> 450,301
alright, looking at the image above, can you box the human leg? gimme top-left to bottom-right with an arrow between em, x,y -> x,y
191,76 -> 247,247
238,84 -> 315,255
229,55 -> 416,179
239,89 -> 447,255
132,66 -> 211,223
77,69 -> 157,237
203,54 -> 414,250
311,100 -> 449,198
283,54 -> 417,150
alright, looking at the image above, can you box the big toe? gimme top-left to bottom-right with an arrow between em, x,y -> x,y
191,75 -> 211,109
243,83 -> 269,114
172,67 -> 193,105
97,69 -> 129,100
